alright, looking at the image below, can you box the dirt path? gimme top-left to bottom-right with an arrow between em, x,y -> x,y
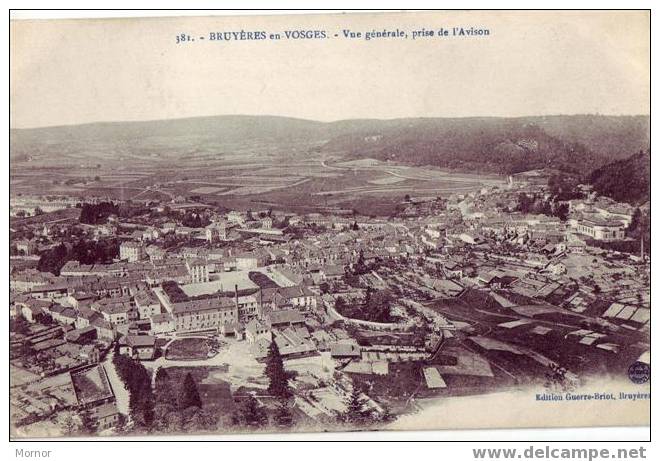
103,352 -> 130,417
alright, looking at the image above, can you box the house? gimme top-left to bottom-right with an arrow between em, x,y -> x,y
267,310 -> 306,329
220,321 -> 243,339
245,319 -> 271,344
261,285 -> 317,310
17,298 -> 52,323
91,317 -> 116,341
319,265 -> 344,282
150,312 -> 175,335
93,297 -> 133,325
48,305 -> 77,325
79,344 -> 101,363
567,240 -> 587,254
118,335 -> 157,360
29,283 -> 70,299
67,292 -> 97,310
93,224 -> 116,238
270,327 -> 316,360
66,326 -> 97,344
235,251 -> 270,270
443,261 -> 463,279
330,342 -> 361,359
133,290 -> 161,320
75,306 -> 102,330
548,262 -> 567,276
20,302 -> 43,323
15,239 -> 38,256
186,258 -> 210,283
206,222 -> 228,242
89,402 -> 121,431
145,245 -> 166,261
119,241 -> 146,262
236,293 -> 263,322
59,308 -> 78,326
227,210 -> 247,225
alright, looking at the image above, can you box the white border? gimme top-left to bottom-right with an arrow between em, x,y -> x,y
3,3 -> 655,456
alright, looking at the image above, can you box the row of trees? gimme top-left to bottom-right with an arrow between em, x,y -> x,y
37,238 -> 119,275
515,193 -> 570,221
112,349 -> 225,434
78,201 -> 152,225
112,349 -> 155,428
547,175 -> 582,201
334,288 -> 398,323
151,368 -> 219,433
79,202 -> 120,225
180,211 -> 211,228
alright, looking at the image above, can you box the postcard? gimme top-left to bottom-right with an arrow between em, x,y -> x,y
9,10 -> 650,438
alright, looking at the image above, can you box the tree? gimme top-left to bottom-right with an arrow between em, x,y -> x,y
179,372 -> 202,410
181,406 -> 218,432
343,386 -> 373,426
78,407 -> 97,435
334,296 -> 347,313
273,402 -> 294,428
79,201 -> 119,225
628,208 -> 642,233
544,363 -> 574,393
154,368 -> 177,406
112,354 -> 155,429
554,203 -> 569,221
378,406 -> 396,424
61,412 -> 83,436
10,316 -> 30,336
354,249 -> 366,274
265,341 -> 292,399
364,286 -> 373,307
231,395 -> 267,428
37,243 -> 68,275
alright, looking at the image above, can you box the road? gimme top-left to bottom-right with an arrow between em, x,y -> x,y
103,352 -> 130,417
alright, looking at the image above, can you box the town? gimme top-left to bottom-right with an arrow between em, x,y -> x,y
9,167 -> 650,436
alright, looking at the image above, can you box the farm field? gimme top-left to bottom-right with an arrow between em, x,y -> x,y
10,148 -> 506,216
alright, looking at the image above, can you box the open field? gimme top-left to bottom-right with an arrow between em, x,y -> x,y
10,149 -> 506,216
165,338 -> 212,360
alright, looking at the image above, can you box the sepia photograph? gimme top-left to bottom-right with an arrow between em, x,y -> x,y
8,9 -> 651,440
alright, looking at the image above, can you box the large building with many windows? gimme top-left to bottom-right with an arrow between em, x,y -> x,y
575,217 -> 625,241
171,296 -> 238,332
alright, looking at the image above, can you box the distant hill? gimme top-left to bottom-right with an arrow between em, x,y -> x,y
588,150 -> 650,204
11,114 -> 649,175
10,115 -> 327,163
322,115 -> 650,175
526,115 -> 649,161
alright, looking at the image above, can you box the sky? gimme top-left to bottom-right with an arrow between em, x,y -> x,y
10,10 -> 650,129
